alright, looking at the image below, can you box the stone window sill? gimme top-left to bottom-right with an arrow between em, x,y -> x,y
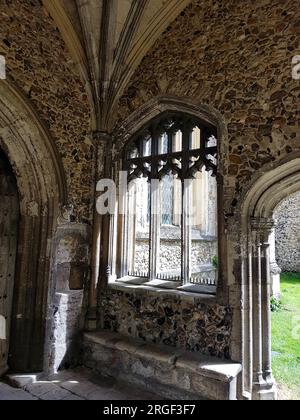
108,277 -> 217,302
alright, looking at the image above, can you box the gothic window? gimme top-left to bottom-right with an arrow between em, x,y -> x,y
115,112 -> 218,294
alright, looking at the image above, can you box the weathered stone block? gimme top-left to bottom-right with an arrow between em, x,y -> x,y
82,331 -> 241,400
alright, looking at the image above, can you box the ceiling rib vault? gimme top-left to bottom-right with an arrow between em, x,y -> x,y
43,0 -> 191,131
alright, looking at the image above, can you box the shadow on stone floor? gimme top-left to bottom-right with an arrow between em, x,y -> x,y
1,367 -> 161,401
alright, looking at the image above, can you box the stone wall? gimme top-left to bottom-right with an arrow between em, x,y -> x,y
116,0 -> 300,210
101,289 -> 231,359
2,0 -> 300,393
274,192 -> 300,272
134,238 -> 217,275
48,290 -> 84,373
0,0 -> 93,223
47,223 -> 90,373
102,0 -> 300,363
0,0 -> 93,373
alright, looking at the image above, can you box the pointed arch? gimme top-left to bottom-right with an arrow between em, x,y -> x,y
110,95 -> 229,301
0,79 -> 67,372
239,155 -> 300,400
242,155 -> 300,221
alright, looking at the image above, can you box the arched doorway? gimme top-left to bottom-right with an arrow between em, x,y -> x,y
241,156 -> 300,400
0,80 -> 67,373
0,151 -> 19,376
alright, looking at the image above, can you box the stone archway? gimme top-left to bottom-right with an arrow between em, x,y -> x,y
241,156 -> 300,400
0,80 -> 67,373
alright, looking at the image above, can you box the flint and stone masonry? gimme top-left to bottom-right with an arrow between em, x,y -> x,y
0,0 -> 299,400
274,193 -> 300,273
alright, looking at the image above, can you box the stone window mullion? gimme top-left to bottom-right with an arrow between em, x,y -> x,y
149,127 -> 161,281
181,125 -> 192,286
149,178 -> 161,281
182,178 -> 192,285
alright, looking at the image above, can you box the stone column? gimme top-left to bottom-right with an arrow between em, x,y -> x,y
251,218 -> 277,401
149,179 -> 161,281
251,221 -> 264,392
182,178 -> 192,284
86,131 -> 112,331
260,224 -> 276,391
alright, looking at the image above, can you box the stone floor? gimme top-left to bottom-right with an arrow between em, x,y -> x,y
0,382 -> 38,400
0,367 -> 160,401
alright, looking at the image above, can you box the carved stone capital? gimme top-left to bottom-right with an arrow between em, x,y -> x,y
92,131 -> 112,143
250,217 -> 276,234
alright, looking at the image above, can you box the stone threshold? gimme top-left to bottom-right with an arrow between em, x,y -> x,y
82,331 -> 242,400
6,373 -> 44,389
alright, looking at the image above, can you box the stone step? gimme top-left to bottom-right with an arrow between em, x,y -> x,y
82,331 -> 242,401
6,373 -> 44,389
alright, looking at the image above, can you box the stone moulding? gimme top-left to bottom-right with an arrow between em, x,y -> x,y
107,0 -> 192,121
43,0 -> 96,129
0,78 -> 68,204
113,95 -> 227,144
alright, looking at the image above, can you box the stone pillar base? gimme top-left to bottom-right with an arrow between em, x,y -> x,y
85,307 -> 97,331
253,383 -> 278,400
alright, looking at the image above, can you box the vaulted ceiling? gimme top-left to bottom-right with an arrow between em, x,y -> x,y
43,0 -> 191,131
